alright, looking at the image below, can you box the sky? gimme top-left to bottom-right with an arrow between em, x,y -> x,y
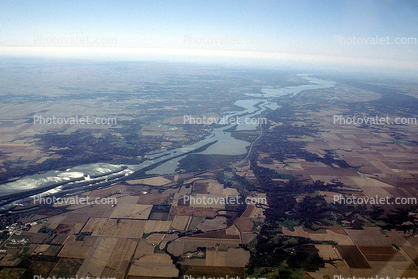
0,0 -> 417,73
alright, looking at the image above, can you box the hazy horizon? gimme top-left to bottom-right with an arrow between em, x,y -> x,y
1,0 -> 417,76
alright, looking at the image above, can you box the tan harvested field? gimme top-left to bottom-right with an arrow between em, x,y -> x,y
167,236 -> 239,257
190,194 -> 226,209
127,176 -> 172,186
301,107 -> 418,191
384,187 -> 411,198
116,195 -> 140,204
134,239 -> 156,258
51,234 -> 68,245
32,244 -> 50,255
81,218 -> 145,238
223,187 -> 239,196
386,230 -> 413,246
349,176 -> 395,198
143,220 -> 172,233
189,229 -> 241,241
86,184 -> 130,198
101,238 -> 138,279
241,204 -> 255,217
225,248 -> 251,267
207,181 -> 224,194
44,215 -> 67,230
205,246 -> 250,268
27,223 -> 44,233
128,254 -> 179,278
206,246 -> 225,266
42,245 -> 62,256
159,240 -> 168,250
315,244 -> 343,261
309,229 -> 354,246
397,270 -> 418,279
170,206 -> 217,218
234,217 -> 253,232
282,226 -> 310,238
193,181 -> 209,193
400,246 -> 418,267
49,258 -> 84,278
189,216 -> 205,230
404,236 -> 418,246
145,233 -> 166,245
55,224 -> 76,234
76,237 -> 118,277
171,215 -> 191,231
241,232 -> 257,244
58,235 -> 96,259
30,233 -> 48,244
183,258 -> 207,266
110,204 -> 153,219
136,193 -> 170,204
61,213 -> 90,225
225,225 -> 240,236
197,216 -> 227,232
80,217 -> 107,234
67,203 -> 115,218
344,227 -> 392,246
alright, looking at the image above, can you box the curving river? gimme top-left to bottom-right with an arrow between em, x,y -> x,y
0,74 -> 335,210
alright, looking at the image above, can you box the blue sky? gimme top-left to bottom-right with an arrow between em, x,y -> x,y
0,0 -> 417,72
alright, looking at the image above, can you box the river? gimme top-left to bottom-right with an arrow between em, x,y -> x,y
0,74 -> 335,210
